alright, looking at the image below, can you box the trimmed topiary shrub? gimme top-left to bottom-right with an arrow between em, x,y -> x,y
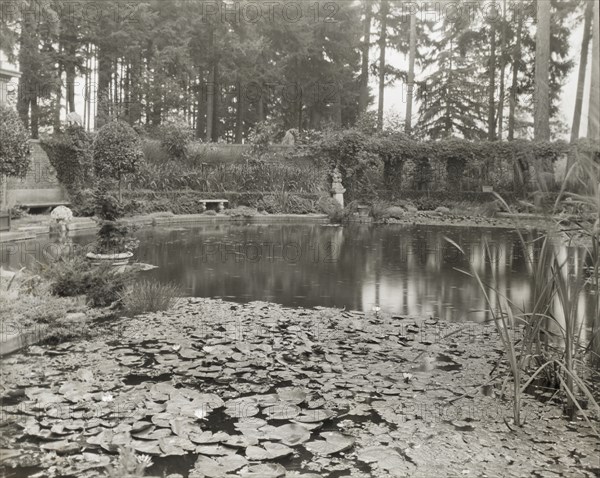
93,120 -> 144,200
0,104 -> 31,206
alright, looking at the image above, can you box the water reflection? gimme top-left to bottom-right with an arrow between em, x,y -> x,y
1,223 -> 597,326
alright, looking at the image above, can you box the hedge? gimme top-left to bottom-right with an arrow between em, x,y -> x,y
378,137 -> 576,194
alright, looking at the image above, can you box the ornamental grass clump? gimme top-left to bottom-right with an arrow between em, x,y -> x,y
120,280 -> 181,317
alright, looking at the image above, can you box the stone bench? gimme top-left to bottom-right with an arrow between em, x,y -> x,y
198,199 -> 228,212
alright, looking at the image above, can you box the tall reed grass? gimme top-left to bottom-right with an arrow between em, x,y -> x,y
447,147 -> 600,432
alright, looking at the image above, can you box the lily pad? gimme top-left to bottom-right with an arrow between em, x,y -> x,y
264,403 -> 300,420
240,463 -> 286,478
246,442 -> 293,460
304,432 -> 355,456
191,454 -> 249,477
270,424 -> 311,446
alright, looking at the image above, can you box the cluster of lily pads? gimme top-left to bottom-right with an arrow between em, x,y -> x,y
2,298 -> 599,477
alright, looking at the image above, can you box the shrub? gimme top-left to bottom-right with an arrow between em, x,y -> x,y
9,205 -> 28,219
157,120 -> 194,160
43,257 -> 134,308
224,206 -> 258,218
93,121 -> 144,200
93,186 -> 138,254
0,104 -> 31,206
245,120 -> 283,161
41,125 -> 94,196
257,192 -> 317,214
70,189 -> 96,217
317,196 -> 344,223
300,128 -> 381,201
86,270 -> 133,308
382,206 -> 406,219
120,280 -> 181,317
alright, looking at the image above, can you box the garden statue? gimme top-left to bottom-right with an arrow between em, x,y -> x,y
66,111 -> 83,127
281,129 -> 295,145
331,167 -> 345,208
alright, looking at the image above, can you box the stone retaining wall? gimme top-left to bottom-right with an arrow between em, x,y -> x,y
6,140 -> 67,207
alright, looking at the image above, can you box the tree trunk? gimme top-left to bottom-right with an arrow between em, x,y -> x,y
587,0 -> 600,140
235,80 -> 244,143
31,93 -> 39,139
335,85 -> 343,126
211,59 -> 220,142
358,1 -> 372,115
66,42 -> 76,113
297,86 -> 303,131
257,92 -> 265,123
487,24 -> 497,140
508,14 -> 523,140
571,1 -> 593,142
534,0 -> 551,141
206,28 -> 215,142
54,45 -> 63,133
97,45 -> 112,128
196,70 -> 205,139
497,0 -> 507,139
405,10 -> 416,134
377,0 -> 388,131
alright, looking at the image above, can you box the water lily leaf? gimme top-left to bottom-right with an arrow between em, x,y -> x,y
180,348 -> 200,359
141,428 -> 172,440
240,463 -> 286,478
192,454 -> 248,477
40,440 -> 80,455
196,444 -> 237,456
152,412 -> 176,428
131,421 -> 154,434
131,439 -> 162,455
286,474 -> 323,478
264,403 -> 300,420
295,409 -> 335,423
270,424 -> 311,446
87,429 -> 114,450
189,431 -> 230,445
131,425 -> 157,439
357,446 -> 407,472
222,435 -> 258,448
159,436 -> 194,455
276,387 -> 307,405
246,442 -> 293,460
76,368 -> 95,382
78,453 -> 111,470
304,432 -> 355,455
170,417 -> 203,437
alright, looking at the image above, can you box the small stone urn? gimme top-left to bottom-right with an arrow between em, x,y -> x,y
331,167 -> 346,208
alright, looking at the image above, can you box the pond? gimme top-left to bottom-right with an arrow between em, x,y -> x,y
2,222 -> 597,327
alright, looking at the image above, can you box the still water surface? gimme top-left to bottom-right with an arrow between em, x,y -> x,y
2,223 -> 597,325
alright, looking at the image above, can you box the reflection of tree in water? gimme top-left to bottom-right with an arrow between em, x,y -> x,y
44,224 -> 598,326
